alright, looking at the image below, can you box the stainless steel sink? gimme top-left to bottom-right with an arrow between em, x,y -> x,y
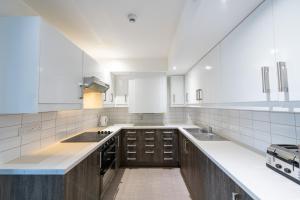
183,128 -> 227,141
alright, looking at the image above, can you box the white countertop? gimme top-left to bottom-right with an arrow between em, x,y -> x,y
1,124 -> 300,200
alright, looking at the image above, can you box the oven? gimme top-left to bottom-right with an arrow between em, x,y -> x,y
100,136 -> 116,197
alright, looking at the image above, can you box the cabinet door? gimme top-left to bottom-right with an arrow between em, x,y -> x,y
103,73 -> 115,107
83,53 -> 104,80
220,0 -> 277,103
198,46 -> 222,104
0,17 -> 40,114
170,76 -> 185,106
273,0 -> 300,101
114,75 -> 129,106
39,21 -> 83,104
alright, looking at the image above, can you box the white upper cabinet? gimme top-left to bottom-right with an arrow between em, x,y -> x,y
83,53 -> 104,80
185,66 -> 201,105
220,0 -> 276,103
39,20 -> 83,104
114,75 -> 129,106
0,17 -> 84,114
170,76 -> 185,106
198,46 -> 222,104
272,0 -> 300,101
103,72 -> 115,107
0,17 -> 40,114
129,74 -> 167,113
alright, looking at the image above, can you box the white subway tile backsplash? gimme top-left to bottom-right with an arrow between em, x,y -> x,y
21,140 -> 41,156
41,112 -> 57,121
253,111 -> 270,122
253,130 -> 271,143
270,112 -> 295,126
21,132 -> 41,145
254,139 -> 270,153
253,121 -> 270,132
0,115 -> 21,128
0,147 -> 20,163
22,113 -> 41,124
0,125 -> 20,140
0,109 -> 100,163
271,134 -> 296,145
271,124 -> 296,139
239,119 -> 253,128
240,127 -> 253,137
0,136 -> 21,152
295,114 -> 300,127
239,111 -> 252,119
42,120 -> 55,130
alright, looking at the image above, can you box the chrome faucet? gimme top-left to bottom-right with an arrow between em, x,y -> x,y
208,126 -> 213,133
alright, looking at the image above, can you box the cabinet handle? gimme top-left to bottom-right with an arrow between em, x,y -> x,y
232,192 -> 239,200
125,94 -> 127,103
145,137 -> 155,141
163,131 -> 173,134
127,151 -> 136,154
145,151 -> 154,154
164,144 -> 173,147
118,136 -> 120,147
164,151 -> 173,154
145,131 -> 155,134
173,94 -> 175,104
127,131 -> 136,134
186,93 -> 189,103
196,89 -> 203,100
127,138 -> 136,141
127,158 -> 136,161
163,138 -> 173,141
104,92 -> 107,101
164,158 -> 173,161
277,61 -> 289,92
127,144 -> 136,147
111,93 -> 114,102
184,139 -> 189,153
261,66 -> 270,93
145,144 -> 155,147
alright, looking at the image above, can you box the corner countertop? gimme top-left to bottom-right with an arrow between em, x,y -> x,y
1,124 -> 300,200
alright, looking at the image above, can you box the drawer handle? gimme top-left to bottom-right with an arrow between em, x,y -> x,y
163,138 -> 173,141
145,131 -> 155,134
145,137 -> 155,141
127,144 -> 136,147
127,138 -> 136,141
164,151 -> 173,154
163,131 -> 173,134
145,151 -> 154,154
127,131 -> 136,134
164,158 -> 173,161
127,151 -> 136,154
127,158 -> 136,161
164,144 -> 173,147
145,144 -> 155,147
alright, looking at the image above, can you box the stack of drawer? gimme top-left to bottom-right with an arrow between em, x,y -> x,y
124,130 -> 138,162
142,130 -> 160,164
161,130 -> 178,164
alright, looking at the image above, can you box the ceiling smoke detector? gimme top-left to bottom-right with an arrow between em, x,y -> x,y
128,13 -> 137,23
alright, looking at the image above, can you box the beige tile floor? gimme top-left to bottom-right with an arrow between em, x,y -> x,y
114,168 -> 191,200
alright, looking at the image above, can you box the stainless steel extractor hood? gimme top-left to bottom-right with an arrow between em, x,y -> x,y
81,76 -> 109,93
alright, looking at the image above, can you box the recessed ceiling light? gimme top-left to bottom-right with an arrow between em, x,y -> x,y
172,66 -> 177,70
128,13 -> 137,23
205,65 -> 212,70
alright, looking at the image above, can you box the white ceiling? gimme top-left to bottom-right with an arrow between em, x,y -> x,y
22,0 -> 186,61
168,0 -> 264,74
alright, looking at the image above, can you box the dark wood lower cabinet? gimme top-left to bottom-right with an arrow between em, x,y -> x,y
180,133 -> 253,200
121,129 -> 179,167
0,148 -> 102,200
